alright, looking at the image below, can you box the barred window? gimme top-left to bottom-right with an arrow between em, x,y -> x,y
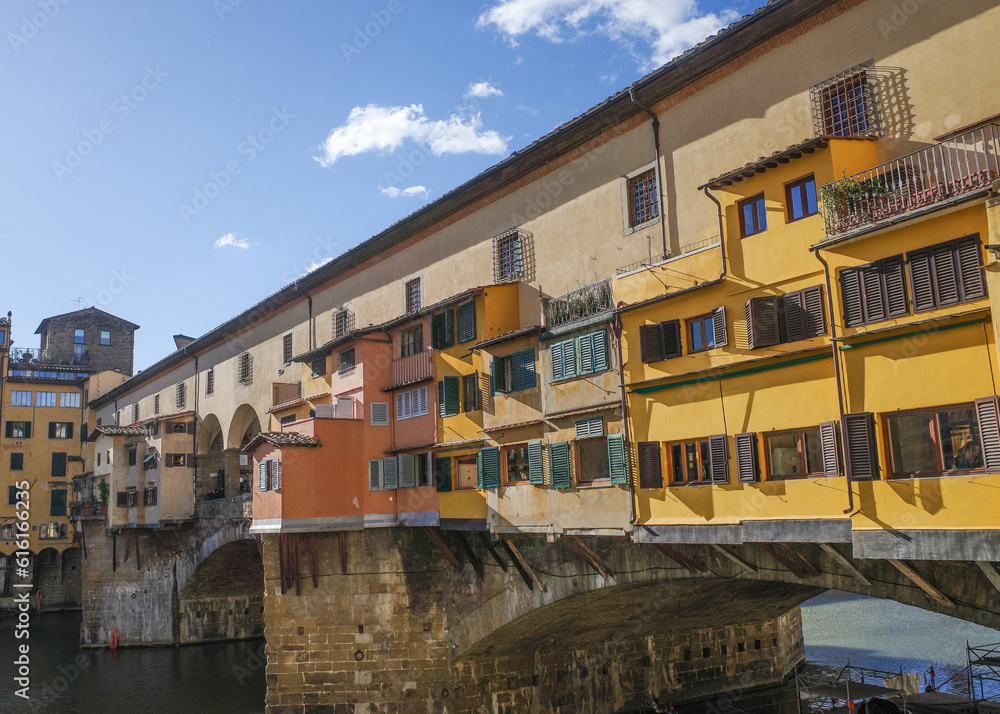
282,333 -> 293,363
205,369 -> 214,397
333,308 -> 355,339
626,169 -> 659,228
131,403 -> 139,423
238,353 -> 253,385
811,64 -> 880,137
404,278 -> 421,314
493,230 -> 523,282
154,394 -> 160,414
176,382 -> 187,409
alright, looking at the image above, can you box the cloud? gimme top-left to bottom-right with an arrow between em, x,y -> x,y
465,81 -> 505,98
515,104 -> 539,117
214,232 -> 256,249
380,186 -> 429,199
477,0 -> 739,69
316,104 -> 510,166
304,257 -> 333,273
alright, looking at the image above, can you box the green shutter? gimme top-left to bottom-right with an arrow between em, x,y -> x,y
443,376 -> 460,416
549,441 -> 572,489
480,446 -> 500,489
476,451 -> 484,489
592,330 -> 609,372
579,333 -> 595,375
457,303 -> 476,343
551,340 -> 566,381
438,380 -> 446,417
527,440 -> 544,485
607,434 -> 628,484
445,309 -> 455,346
511,349 -> 535,391
48,422 -> 56,439
435,457 -> 452,492
491,357 -> 504,394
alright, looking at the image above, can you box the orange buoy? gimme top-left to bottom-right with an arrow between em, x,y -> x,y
109,629 -> 121,650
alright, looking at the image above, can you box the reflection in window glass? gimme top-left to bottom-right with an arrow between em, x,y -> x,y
505,446 -> 529,484
887,407 -> 982,476
577,439 -> 610,483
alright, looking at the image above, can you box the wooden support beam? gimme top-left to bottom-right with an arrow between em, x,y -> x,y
652,543 -> 709,573
453,532 -> 485,581
889,559 -> 955,609
500,541 -> 533,591
777,543 -> 819,577
757,543 -> 810,578
976,561 -> 1000,595
422,527 -> 462,570
477,533 -> 508,572
819,543 -> 870,586
503,540 -> 545,592
565,536 -> 616,580
338,532 -> 347,575
711,544 -> 757,574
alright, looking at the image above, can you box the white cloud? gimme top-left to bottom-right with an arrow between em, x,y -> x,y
380,186 -> 429,199
214,232 -> 256,249
477,0 -> 739,69
304,257 -> 333,274
465,81 -> 505,98
316,104 -> 510,166
515,104 -> 539,117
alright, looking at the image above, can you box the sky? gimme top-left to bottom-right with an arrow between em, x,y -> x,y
2,0 -> 764,372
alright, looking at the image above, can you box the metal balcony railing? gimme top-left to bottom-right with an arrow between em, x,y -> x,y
9,346 -> 91,367
70,504 -> 107,520
820,123 -> 1000,238
391,350 -> 433,387
543,278 -> 614,329
273,381 -> 302,406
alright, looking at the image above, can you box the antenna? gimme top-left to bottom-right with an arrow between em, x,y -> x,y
71,297 -> 84,309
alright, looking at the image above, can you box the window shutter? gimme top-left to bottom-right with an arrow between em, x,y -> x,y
4,422 -> 11,438
67,423 -> 73,440
399,453 -> 416,488
708,434 -> 729,484
25,422 -> 31,439
383,457 -> 399,490
592,330 -> 609,372
48,422 -> 56,439
434,457 -> 452,492
444,309 -> 455,345
117,491 -> 129,507
734,432 -> 759,483
908,249 -> 935,312
859,264 -> 886,323
661,320 -> 682,359
549,441 -> 572,489
415,386 -> 428,416
712,307 -> 727,348
438,380 -> 446,417
51,453 -> 66,478
370,402 -> 389,426
480,446 -> 500,489
957,236 -> 986,300
511,351 -> 526,391
491,357 -> 505,395
639,324 -> 664,363
932,243 -> 960,305
782,291 -> 806,343
457,302 -> 477,343
841,267 -> 864,327
259,462 -> 269,491
803,286 -> 826,337
975,397 -> 1000,472
579,333 -> 594,375
746,297 -> 779,349
521,350 -> 536,389
476,450 -> 484,489
607,433 -> 628,485
551,340 -> 566,381
637,442 -> 662,489
819,421 -> 840,477
368,459 -> 383,491
271,459 -> 281,490
843,412 -> 878,480
443,376 -> 460,416
575,417 -> 603,439
881,256 -> 909,318
527,440 -> 544,485
430,313 -> 442,349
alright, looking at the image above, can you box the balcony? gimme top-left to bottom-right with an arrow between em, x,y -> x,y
391,350 -> 433,388
543,279 -> 614,329
10,347 -> 91,367
70,504 -> 107,520
820,124 -> 1000,240
273,381 -> 302,407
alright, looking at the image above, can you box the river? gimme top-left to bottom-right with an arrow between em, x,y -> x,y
1,591 -> 997,713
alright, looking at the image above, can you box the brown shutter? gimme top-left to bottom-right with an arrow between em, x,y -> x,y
803,285 -> 826,337
843,412 -> 878,480
881,256 -> 909,318
975,397 -> 1000,472
637,442 -> 662,489
734,432 -> 759,483
639,324 -> 664,363
661,320 -> 682,359
840,267 -> 864,327
708,434 -> 729,484
819,421 -> 840,477
957,236 -> 986,300
908,249 -> 935,312
745,297 -> 779,349
931,243 -> 959,305
712,307 -> 728,347
782,291 -> 806,343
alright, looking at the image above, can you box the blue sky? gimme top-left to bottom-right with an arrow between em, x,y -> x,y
2,0 -> 761,371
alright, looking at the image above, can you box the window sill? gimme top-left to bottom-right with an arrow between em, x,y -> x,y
624,217 -> 661,237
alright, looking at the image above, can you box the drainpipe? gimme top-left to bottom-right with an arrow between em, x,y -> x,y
628,88 -> 668,258
813,249 -> 855,515
293,282 -> 314,351
612,316 -> 638,526
702,187 -> 728,277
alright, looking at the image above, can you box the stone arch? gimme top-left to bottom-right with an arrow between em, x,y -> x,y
197,414 -> 226,501
178,539 -> 264,643
227,403 -> 261,451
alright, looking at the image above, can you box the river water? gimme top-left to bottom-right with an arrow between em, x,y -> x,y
0,591 -> 997,713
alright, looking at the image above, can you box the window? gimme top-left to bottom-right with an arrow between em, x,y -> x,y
492,350 -> 536,394
417,452 -> 432,487
117,490 -> 138,507
10,453 -> 23,471
405,277 -> 422,314
765,428 -> 826,479
5,421 -> 31,439
128,445 -> 137,466
51,452 -> 67,478
687,314 -> 717,354
551,330 -> 610,381
431,310 -> 455,349
745,287 -> 825,349
456,303 -> 477,343
143,487 -> 158,507
279,414 -> 296,428
786,176 -> 818,222
396,386 -> 428,420
462,373 -> 480,412
36,392 -> 58,407
574,439 -> 607,484
172,422 -> 187,433
168,454 -> 187,467
49,422 -> 73,440
60,392 -> 81,408
154,394 -> 161,414
493,229 -> 523,282
668,439 -> 712,484
438,376 -> 460,417
639,320 -> 682,363
812,65 -> 877,137
333,308 -> 354,339
74,329 -> 85,344
400,326 -> 423,357
8,485 -> 20,504
11,391 -> 31,406
504,445 -> 529,485
143,452 -> 157,471
907,235 -> 986,313
311,359 -> 326,378
101,330 -> 111,345
625,168 -> 659,229
131,403 -> 139,423
50,490 -> 67,517
370,402 -> 390,426
282,333 -> 293,363
176,382 -> 187,410
840,255 -> 908,327
338,348 -> 355,375
738,194 -> 767,238
455,455 -> 477,490
238,352 -> 253,385
886,405 -> 985,478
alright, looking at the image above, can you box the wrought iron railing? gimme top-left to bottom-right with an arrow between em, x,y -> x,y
820,123 -> 1000,238
391,350 -> 433,387
615,252 -> 671,276
9,346 -> 91,367
543,279 -> 614,329
70,504 -> 107,520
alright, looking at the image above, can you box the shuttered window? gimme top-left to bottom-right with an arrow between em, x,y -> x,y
399,454 -> 417,488
734,432 -> 759,483
493,350 -> 536,393
259,461 -> 270,491
431,309 -> 455,349
477,446 -> 500,489
639,320 -> 681,363
607,433 -> 628,484
745,297 -> 779,349
841,255 -> 909,327
908,235 -> 986,313
438,376 -> 460,417
382,456 -> 399,490
551,339 -> 577,381
843,412 -> 878,480
637,442 -> 662,488
434,457 -> 452,492
687,309 -> 727,353
708,434 -> 729,484
456,302 -> 477,343
527,440 -> 544,485
575,416 -> 604,439
549,441 -> 572,488
270,459 -> 281,490
975,397 -> 1000,473
746,288 -> 825,349
368,459 -> 384,491
579,330 -> 609,375
51,452 -> 67,478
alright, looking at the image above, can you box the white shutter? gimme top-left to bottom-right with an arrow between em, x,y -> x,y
271,459 -> 281,490
336,396 -> 354,418
399,454 -> 416,488
396,392 -> 408,420
259,461 -> 269,491
370,402 -> 389,426
575,416 -> 604,439
383,456 -> 399,490
425,452 -> 433,486
414,386 -> 428,416
368,459 -> 383,491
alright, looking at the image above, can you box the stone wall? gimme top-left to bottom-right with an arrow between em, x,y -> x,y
37,546 -> 83,610
40,309 -> 136,376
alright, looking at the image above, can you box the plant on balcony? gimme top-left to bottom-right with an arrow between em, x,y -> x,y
97,479 -> 109,506
819,168 -> 892,235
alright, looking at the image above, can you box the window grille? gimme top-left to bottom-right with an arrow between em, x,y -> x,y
404,278 -> 422,314
493,229 -> 526,282
333,309 -> 355,339
810,63 -> 881,137
627,169 -> 659,227
238,353 -> 253,385
176,382 -> 187,410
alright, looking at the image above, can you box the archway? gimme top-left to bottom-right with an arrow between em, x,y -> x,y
178,539 -> 265,644
225,405 -> 262,499
197,414 -> 225,501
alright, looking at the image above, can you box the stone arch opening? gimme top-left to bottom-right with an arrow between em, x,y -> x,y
178,539 -> 264,644
228,404 -> 261,450
197,414 -> 226,502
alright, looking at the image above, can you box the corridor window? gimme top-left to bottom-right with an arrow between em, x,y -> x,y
11,391 -> 31,406
786,176 -> 818,222
60,392 -> 81,408
625,168 -> 659,229
886,405 -> 984,478
405,277 -> 422,314
739,194 -> 767,238
504,445 -> 529,485
36,392 -> 58,407
765,428 -> 824,479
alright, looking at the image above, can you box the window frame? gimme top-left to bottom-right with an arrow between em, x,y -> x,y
10,390 -> 31,406
404,277 -> 422,314
503,444 -> 530,486
462,373 -> 480,413
785,175 -> 819,223
494,230 -> 523,282
686,314 -> 716,354
763,427 -> 826,481
74,328 -> 85,344
100,330 -> 111,346
6,421 -> 31,439
622,164 -> 660,233
454,455 -> 478,491
338,347 -> 356,376
666,438 -> 714,485
400,325 -> 423,358
738,194 -> 768,238
282,333 -> 293,363
574,436 -> 611,485
883,402 -> 986,479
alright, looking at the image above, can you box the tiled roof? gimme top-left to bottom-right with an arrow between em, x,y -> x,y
87,426 -> 146,441
242,431 -> 321,453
